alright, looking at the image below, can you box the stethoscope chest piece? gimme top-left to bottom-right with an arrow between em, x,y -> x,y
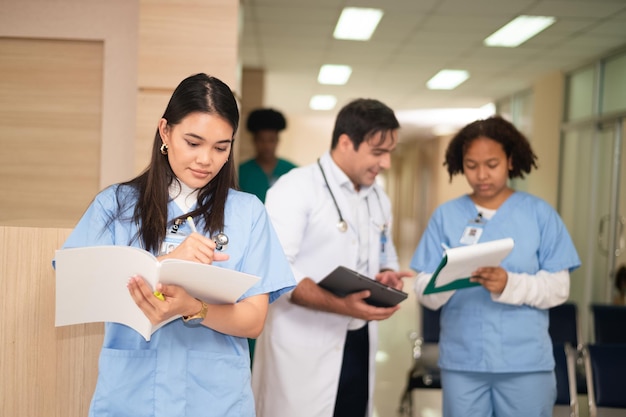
337,220 -> 348,233
213,232 -> 229,251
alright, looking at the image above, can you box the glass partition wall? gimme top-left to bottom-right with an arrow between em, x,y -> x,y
559,49 -> 626,341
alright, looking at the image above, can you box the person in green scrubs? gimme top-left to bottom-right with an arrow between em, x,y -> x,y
238,108 -> 297,203
238,108 -> 296,363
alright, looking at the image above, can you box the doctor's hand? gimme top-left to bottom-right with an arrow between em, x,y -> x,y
159,232 -> 229,264
343,290 -> 400,321
127,276 -> 202,325
470,266 -> 508,294
376,270 -> 414,291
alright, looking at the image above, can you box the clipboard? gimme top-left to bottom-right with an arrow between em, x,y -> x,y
318,266 -> 408,307
423,238 -> 514,294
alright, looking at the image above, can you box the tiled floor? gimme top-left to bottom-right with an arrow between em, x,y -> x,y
373,274 -> 428,417
372,235 -> 432,417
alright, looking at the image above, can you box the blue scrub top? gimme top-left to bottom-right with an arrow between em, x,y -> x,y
62,184 -> 295,417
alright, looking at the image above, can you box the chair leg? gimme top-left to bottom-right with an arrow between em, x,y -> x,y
583,346 -> 596,417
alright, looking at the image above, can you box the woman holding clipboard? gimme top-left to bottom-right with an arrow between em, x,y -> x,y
410,116 -> 580,417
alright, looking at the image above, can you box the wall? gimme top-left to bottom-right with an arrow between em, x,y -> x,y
0,226 -> 103,417
279,113 -> 336,166
0,38 -> 103,228
0,1 -> 241,415
134,0 -> 241,173
0,0 -> 139,189
239,68 -> 265,164
0,0 -> 241,214
528,71 -> 565,208
0,0 -> 139,228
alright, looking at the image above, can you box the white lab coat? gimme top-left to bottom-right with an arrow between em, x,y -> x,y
252,151 -> 400,417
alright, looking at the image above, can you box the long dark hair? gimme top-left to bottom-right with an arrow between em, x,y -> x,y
119,73 -> 239,253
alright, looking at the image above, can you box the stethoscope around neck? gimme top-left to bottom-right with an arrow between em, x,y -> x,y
317,158 -> 387,238
317,158 -> 349,232
136,218 -> 229,251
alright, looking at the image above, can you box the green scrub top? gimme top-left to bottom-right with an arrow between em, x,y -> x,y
238,158 -> 297,202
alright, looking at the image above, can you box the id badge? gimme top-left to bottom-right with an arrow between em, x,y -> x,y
459,216 -> 484,245
159,230 -> 187,256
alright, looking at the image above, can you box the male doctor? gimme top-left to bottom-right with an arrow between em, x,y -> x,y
252,98 -> 412,417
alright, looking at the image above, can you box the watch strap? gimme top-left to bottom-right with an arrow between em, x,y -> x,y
182,299 -> 208,327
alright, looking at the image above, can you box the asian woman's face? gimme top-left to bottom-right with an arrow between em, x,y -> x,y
159,112 -> 233,189
462,136 -> 513,207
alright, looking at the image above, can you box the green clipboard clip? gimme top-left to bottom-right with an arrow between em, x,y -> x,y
422,238 -> 514,295
423,254 -> 481,294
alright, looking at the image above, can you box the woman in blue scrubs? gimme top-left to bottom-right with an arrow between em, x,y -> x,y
411,116 -> 580,417
61,73 -> 295,417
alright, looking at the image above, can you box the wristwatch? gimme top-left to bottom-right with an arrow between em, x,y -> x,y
182,299 -> 208,327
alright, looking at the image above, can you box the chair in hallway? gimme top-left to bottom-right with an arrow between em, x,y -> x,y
549,302 -> 579,347
590,304 -> 626,344
549,302 -> 587,396
584,343 -> 626,417
553,342 -> 579,417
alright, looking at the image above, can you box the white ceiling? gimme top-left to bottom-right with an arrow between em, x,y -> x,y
240,0 -> 626,119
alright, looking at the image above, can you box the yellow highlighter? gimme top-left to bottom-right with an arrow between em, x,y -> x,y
153,291 -> 165,301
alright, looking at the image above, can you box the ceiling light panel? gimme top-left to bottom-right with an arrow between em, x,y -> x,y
426,69 -> 470,90
333,7 -> 384,41
309,95 -> 337,111
318,64 -> 353,85
484,15 -> 556,48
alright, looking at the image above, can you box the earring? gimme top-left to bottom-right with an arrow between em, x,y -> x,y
160,143 -> 168,155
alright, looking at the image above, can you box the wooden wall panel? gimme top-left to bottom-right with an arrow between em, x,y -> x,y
239,68 -> 265,164
0,38 -> 103,228
0,226 -> 103,417
138,0 -> 239,89
135,0 -> 241,175
134,90 -> 172,174
0,0 -> 140,190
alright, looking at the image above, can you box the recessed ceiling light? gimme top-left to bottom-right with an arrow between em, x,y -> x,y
333,7 -> 383,41
318,65 -> 353,85
484,15 -> 556,47
426,70 -> 470,90
309,95 -> 337,111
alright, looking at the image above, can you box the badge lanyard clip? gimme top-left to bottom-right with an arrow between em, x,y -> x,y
459,213 -> 485,245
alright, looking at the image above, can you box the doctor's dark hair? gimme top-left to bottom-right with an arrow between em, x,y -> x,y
119,73 -> 239,253
444,115 -> 537,182
331,98 -> 399,150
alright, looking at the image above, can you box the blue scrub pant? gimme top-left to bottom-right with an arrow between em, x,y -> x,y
441,369 -> 556,417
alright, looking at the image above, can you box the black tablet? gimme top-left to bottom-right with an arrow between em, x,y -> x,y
318,266 -> 408,307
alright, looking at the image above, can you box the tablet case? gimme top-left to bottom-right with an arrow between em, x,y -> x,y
318,266 -> 408,307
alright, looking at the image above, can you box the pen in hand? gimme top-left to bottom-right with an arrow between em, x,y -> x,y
187,216 -> 198,233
